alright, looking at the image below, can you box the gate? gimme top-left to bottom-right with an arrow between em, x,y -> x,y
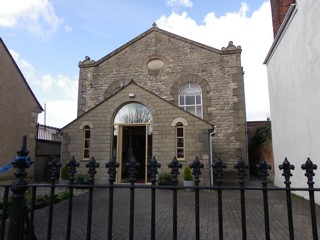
0,137 -> 319,240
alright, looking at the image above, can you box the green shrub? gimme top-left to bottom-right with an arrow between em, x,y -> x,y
61,166 -> 69,180
57,190 -> 70,201
253,124 -> 272,144
158,172 -> 172,185
183,165 -> 193,181
75,174 -> 89,185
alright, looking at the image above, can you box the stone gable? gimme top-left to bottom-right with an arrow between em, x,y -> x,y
63,26 -> 247,184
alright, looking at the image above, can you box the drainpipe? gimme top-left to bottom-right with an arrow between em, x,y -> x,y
209,125 -> 216,187
58,131 -> 63,177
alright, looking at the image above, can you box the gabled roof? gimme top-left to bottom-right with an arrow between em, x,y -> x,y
79,24 -> 241,67
62,80 -> 214,129
0,38 -> 43,111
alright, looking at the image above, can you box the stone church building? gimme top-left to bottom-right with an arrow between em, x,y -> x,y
61,25 -> 247,185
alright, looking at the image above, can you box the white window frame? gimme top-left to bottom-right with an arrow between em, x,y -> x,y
178,82 -> 203,118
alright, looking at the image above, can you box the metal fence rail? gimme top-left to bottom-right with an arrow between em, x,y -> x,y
0,137 -> 319,240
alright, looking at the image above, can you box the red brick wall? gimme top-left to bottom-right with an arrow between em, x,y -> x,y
270,0 -> 295,37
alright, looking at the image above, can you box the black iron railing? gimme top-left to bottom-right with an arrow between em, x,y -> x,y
0,137 -> 319,240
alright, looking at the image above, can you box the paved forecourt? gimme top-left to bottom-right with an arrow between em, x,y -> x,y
32,181 -> 320,240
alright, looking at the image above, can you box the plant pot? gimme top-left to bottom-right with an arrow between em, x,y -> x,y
183,180 -> 194,191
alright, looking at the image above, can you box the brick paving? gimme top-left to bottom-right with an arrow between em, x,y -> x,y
28,180 -> 320,240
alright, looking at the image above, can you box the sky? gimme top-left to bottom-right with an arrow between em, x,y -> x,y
0,0 -> 274,128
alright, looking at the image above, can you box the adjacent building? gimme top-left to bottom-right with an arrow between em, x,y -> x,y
61,25 -> 247,185
0,38 -> 43,180
264,0 -> 320,202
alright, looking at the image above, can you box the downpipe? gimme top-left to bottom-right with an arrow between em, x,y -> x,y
209,126 -> 216,187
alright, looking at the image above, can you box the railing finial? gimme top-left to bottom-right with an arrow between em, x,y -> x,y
279,158 -> 295,186
168,156 -> 182,185
256,159 -> 271,185
212,158 -> 226,186
105,157 -> 119,183
66,156 -> 79,183
234,157 -> 248,185
86,157 -> 100,184
147,156 -> 161,184
48,156 -> 61,184
189,156 -> 204,183
127,156 -> 140,183
301,157 -> 317,187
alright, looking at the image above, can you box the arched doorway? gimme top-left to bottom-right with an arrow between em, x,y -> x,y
113,103 -> 153,183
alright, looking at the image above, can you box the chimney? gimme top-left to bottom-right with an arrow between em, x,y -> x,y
270,0 -> 295,38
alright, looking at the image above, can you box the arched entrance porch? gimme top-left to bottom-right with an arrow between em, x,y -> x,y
113,103 -> 153,183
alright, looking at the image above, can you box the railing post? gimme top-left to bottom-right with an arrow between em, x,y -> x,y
127,156 -> 139,240
86,157 -> 99,240
147,156 -> 161,240
105,157 -> 119,240
168,157 -> 182,240
190,157 -> 204,240
234,157 -> 248,240
66,156 -> 79,240
301,158 -> 318,240
279,158 -> 295,240
212,158 -> 226,240
8,136 -> 32,240
47,156 -> 61,240
256,159 -> 271,240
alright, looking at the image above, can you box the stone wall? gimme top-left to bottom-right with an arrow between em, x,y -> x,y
35,140 -> 61,182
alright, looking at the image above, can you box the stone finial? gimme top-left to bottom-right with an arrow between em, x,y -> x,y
152,23 -> 157,28
221,41 -> 241,51
79,56 -> 95,65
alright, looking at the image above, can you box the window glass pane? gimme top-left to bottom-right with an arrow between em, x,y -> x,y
84,150 -> 90,159
186,106 -> 195,115
85,140 -> 90,148
186,96 -> 195,105
196,106 -> 202,117
177,138 -> 184,147
190,83 -> 201,93
85,129 -> 90,138
177,128 -> 183,137
177,149 -> 184,158
179,95 -> 184,105
179,83 -> 189,93
196,95 -> 201,104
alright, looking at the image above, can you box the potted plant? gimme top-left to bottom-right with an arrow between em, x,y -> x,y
183,165 -> 194,191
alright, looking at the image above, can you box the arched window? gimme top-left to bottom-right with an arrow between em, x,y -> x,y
114,103 -> 153,126
83,125 -> 90,159
178,82 -> 203,118
176,122 -> 185,160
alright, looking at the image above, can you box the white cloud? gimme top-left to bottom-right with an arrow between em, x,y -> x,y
64,25 -> 72,33
166,0 -> 193,8
0,0 -> 62,39
157,1 -> 273,121
10,49 -> 78,127
10,50 -> 36,80
38,100 -> 77,128
40,74 -> 78,99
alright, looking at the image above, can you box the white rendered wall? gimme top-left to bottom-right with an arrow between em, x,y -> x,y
266,0 -> 320,203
